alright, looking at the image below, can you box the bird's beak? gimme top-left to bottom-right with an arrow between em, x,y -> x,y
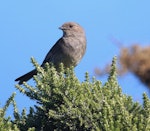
59,26 -> 63,30
59,26 -> 67,30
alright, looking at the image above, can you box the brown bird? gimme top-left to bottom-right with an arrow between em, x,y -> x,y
15,22 -> 86,84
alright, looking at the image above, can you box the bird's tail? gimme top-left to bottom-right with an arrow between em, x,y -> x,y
15,69 -> 37,85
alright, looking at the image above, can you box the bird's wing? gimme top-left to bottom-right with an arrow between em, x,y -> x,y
41,38 -> 63,66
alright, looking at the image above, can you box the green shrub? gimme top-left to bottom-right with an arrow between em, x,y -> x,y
2,57 -> 150,130
0,93 -> 19,131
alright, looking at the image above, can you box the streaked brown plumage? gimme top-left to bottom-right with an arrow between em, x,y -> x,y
15,22 -> 86,84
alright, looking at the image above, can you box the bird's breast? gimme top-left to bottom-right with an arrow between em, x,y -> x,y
61,37 -> 86,67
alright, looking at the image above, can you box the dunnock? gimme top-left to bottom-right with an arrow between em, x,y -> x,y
15,22 -> 86,84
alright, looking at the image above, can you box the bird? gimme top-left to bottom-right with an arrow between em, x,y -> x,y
15,22 -> 86,84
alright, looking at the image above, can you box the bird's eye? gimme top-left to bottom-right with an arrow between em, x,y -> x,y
69,25 -> 73,28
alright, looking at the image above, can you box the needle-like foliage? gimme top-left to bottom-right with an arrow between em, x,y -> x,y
1,57 -> 150,130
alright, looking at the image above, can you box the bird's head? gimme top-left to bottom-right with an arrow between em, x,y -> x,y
59,22 -> 85,37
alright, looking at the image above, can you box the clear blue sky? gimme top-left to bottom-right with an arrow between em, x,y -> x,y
0,1 -> 150,116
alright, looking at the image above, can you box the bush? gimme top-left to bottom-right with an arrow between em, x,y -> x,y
1,57 -> 150,130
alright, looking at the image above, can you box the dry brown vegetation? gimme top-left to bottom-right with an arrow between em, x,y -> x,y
95,44 -> 150,89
